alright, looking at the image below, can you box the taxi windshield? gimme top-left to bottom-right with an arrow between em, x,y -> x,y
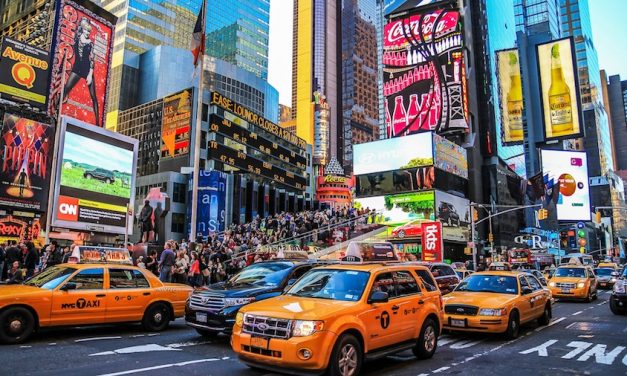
227,262 -> 293,287
594,268 -> 613,276
455,275 -> 519,295
24,266 -> 77,289
286,269 -> 370,302
555,268 -> 585,278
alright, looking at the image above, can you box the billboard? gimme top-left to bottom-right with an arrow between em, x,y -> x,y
188,170 -> 227,237
355,166 -> 435,198
537,37 -> 582,140
354,190 -> 435,226
541,150 -> 590,221
383,8 -> 468,137
433,133 -> 467,179
496,48 -> 524,144
161,89 -> 192,160
0,37 -> 50,110
435,190 -> 470,242
353,132 -> 433,175
52,116 -> 137,234
421,221 -> 443,262
0,113 -> 54,211
48,0 -> 116,128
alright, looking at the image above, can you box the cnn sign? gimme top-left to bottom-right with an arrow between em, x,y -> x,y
421,221 -> 443,262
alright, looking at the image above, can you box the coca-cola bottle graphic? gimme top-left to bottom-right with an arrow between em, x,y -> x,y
385,99 -> 392,138
406,94 -> 420,134
392,95 -> 407,137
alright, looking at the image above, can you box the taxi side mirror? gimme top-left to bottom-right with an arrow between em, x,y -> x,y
60,282 -> 77,291
522,287 -> 533,295
368,291 -> 389,304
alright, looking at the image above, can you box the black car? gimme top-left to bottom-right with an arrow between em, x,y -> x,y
438,202 -> 460,226
610,267 -> 627,315
185,260 -> 330,337
83,167 -> 115,184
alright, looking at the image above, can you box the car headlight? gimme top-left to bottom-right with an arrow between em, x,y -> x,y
614,282 -> 626,294
479,308 -> 507,316
549,281 -> 556,287
577,282 -> 586,288
291,320 -> 324,337
224,297 -> 255,307
610,278 -> 616,283
235,312 -> 244,326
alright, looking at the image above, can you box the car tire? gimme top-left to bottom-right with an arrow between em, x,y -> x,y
105,178 -> 111,184
537,303 -> 551,326
328,333 -> 362,376
593,290 -> 598,301
142,302 -> 171,332
586,290 -> 592,303
412,318 -> 438,359
85,174 -> 92,179
195,328 -> 219,338
0,307 -> 35,344
398,230 -> 405,239
609,299 -> 626,315
504,311 -> 520,339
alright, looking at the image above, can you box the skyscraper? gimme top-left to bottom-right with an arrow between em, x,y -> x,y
0,0 -> 55,50
604,73 -> 627,172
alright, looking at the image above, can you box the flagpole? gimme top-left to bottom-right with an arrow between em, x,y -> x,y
44,60 -> 67,245
189,0 -> 207,243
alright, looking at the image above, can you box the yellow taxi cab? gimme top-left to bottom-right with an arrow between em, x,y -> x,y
548,264 -> 598,302
598,262 -> 619,270
231,242 -> 443,376
488,262 -> 512,271
0,246 -> 192,344
443,271 -> 552,339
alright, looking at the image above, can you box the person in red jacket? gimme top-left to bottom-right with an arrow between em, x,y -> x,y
188,251 -> 201,287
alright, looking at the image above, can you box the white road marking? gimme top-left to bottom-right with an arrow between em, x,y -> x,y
578,335 -> 594,338
130,334 -> 145,338
562,341 -> 594,359
75,336 -> 122,343
449,339 -> 484,349
535,317 -> 566,332
572,311 -> 583,316
437,335 -> 459,346
519,339 -> 558,356
166,341 -> 212,348
597,301 -> 608,306
432,367 -> 450,373
90,344 -> 182,356
577,344 -> 626,365
96,358 -> 222,376
48,343 -> 57,346
147,333 -> 160,336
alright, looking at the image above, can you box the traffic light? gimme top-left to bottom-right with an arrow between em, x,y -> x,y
595,211 -> 602,224
577,229 -> 587,250
472,207 -> 478,222
537,209 -> 548,220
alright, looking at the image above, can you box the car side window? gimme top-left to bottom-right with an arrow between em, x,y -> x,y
526,275 -> 542,291
519,276 -> 530,292
68,268 -> 104,290
109,269 -> 150,288
372,272 -> 397,298
290,266 -> 311,281
415,269 -> 438,292
393,270 -> 421,296
433,265 -> 454,277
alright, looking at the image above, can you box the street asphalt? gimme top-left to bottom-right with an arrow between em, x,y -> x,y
1,290 -> 625,376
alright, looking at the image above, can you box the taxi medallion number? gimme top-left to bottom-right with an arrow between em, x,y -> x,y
196,313 -> 208,323
250,336 -> 269,349
451,319 -> 466,328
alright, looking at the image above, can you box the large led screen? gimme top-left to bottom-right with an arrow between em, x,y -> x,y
353,132 -> 433,175
541,150 -> 590,221
354,191 -> 435,226
537,38 -> 582,141
52,116 -> 137,234
435,190 -> 470,242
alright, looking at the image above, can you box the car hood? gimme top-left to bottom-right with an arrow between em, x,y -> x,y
596,276 -> 613,282
443,291 -> 518,308
550,277 -> 587,284
195,282 -> 276,298
239,295 -> 357,320
0,284 -> 50,300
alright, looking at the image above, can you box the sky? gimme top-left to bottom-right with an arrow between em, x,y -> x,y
268,0 -> 627,107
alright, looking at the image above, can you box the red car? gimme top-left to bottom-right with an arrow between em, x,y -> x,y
391,220 -> 424,238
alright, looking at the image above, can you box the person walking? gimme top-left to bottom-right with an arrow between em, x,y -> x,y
158,243 -> 176,283
188,252 -> 201,287
23,242 -> 39,278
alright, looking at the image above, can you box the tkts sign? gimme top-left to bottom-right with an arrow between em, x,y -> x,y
421,221 -> 443,262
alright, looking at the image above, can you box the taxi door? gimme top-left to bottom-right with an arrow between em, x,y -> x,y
525,274 -> 549,318
50,268 -> 106,326
518,275 -> 542,321
106,268 -> 154,323
391,270 -> 424,342
359,272 -> 405,350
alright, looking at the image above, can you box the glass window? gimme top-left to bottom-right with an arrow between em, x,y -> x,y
372,272 -> 397,298
554,268 -> 586,278
286,269 -> 370,301
68,268 -> 104,290
394,271 -> 420,296
455,275 -> 519,295
526,275 -> 542,291
519,275 -> 530,291
109,269 -> 150,288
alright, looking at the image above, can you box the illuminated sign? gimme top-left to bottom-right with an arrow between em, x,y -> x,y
541,150 -> 590,221
324,175 -> 347,184
161,89 -> 192,159
353,132 -> 434,175
0,37 -> 50,109
421,221 -> 443,262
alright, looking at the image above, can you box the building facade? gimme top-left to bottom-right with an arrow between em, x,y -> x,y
604,74 -> 627,172
0,0 -> 55,50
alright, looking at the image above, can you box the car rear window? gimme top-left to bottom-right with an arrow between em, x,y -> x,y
415,269 -> 438,292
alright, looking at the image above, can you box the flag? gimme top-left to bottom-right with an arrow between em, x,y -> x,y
191,0 -> 205,66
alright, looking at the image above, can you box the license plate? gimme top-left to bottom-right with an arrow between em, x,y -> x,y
196,312 -> 208,323
562,289 -> 571,294
600,283 -> 606,287
451,319 -> 466,328
250,336 -> 269,349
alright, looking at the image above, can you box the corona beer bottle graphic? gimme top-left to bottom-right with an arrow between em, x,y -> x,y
548,43 -> 573,135
506,52 -> 523,139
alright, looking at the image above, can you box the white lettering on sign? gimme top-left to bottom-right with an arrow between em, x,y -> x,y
562,341 -> 594,359
577,344 -> 626,365
59,203 -> 78,215
519,340 -> 558,357
424,224 -> 438,250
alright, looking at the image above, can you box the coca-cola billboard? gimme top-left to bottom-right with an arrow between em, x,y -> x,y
383,8 -> 468,137
421,221 -> 443,262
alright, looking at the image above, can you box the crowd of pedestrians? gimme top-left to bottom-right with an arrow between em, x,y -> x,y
0,240 -> 74,284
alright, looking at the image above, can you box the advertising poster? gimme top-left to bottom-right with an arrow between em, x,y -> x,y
188,170 -> 227,237
355,166 -> 435,198
354,190 -> 435,226
435,190 -> 470,242
541,150 -> 590,221
383,8 -> 468,137
353,132 -> 433,175
0,37 -> 50,110
433,133 -> 468,179
161,89 -> 192,160
0,113 -> 54,211
537,37 -> 582,140
496,48 -> 524,144
0,215 -> 43,247
52,116 -> 137,234
421,221 -> 443,262
48,0 -> 116,128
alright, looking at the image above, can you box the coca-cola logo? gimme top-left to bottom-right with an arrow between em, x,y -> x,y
385,11 -> 459,46
423,224 -> 439,250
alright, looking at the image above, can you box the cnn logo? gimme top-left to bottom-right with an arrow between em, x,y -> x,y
59,203 -> 78,215
57,196 -> 79,221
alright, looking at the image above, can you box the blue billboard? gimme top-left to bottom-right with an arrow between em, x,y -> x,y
187,170 -> 227,237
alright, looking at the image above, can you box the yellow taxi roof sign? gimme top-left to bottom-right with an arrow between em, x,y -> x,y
69,246 -> 133,265
341,241 -> 398,263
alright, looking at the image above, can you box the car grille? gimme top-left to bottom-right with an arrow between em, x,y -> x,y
445,304 -> 479,316
243,315 -> 291,339
190,293 -> 225,311
556,283 -> 576,289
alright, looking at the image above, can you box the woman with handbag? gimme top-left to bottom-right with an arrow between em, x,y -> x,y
188,252 -> 201,287
173,250 -> 189,284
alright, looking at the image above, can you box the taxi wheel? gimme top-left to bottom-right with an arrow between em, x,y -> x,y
142,303 -> 171,331
610,299 -> 626,315
538,303 -> 551,326
504,311 -> 520,339
586,290 -> 593,303
412,318 -> 438,359
328,334 -> 362,376
0,307 -> 35,344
